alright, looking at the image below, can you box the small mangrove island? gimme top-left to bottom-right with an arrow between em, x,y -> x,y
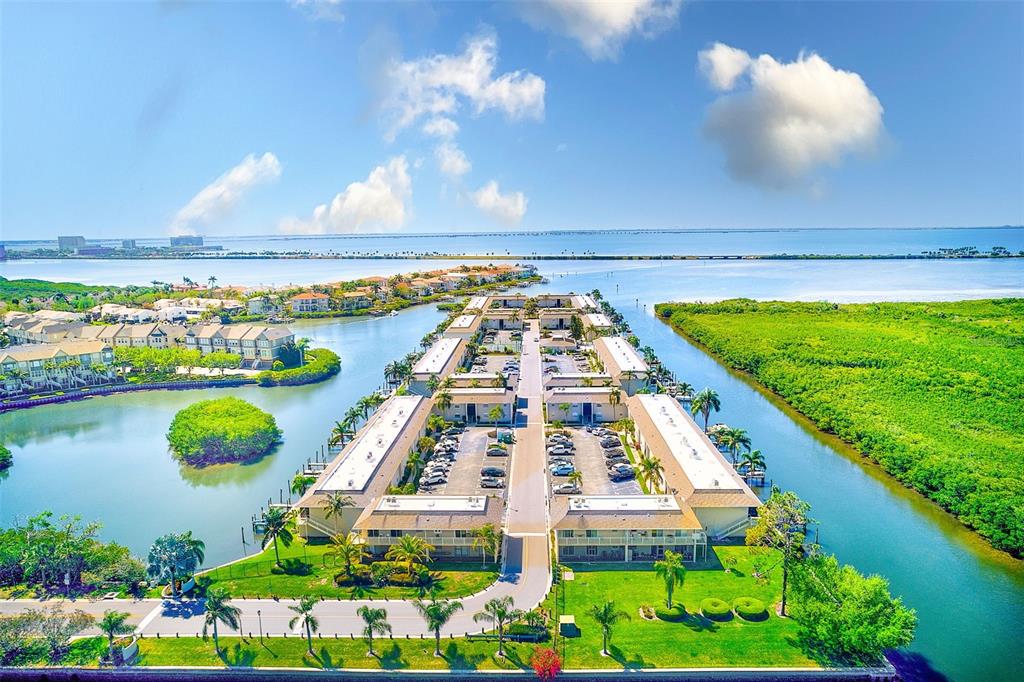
167,397 -> 282,466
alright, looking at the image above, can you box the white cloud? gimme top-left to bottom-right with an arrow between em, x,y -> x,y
471,180 -> 527,225
698,42 -> 751,91
435,142 -> 471,179
700,44 -> 884,189
170,152 -> 281,235
382,31 -> 545,140
288,0 -> 344,23
422,116 -> 460,140
555,142 -> 568,153
520,0 -> 681,61
279,156 -> 412,234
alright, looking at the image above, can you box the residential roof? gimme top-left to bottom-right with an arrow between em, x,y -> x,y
550,495 -> 702,531
446,387 -> 514,404
291,292 -> 329,300
412,337 -> 463,376
353,494 -> 503,532
595,336 -> 649,374
464,296 -> 489,310
571,294 -> 599,310
544,386 -> 620,403
1,340 -> 111,363
585,313 -> 613,328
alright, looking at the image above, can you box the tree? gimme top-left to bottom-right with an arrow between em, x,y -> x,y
34,607 -> 93,663
323,493 -> 355,534
491,371 -> 508,388
530,647 -> 562,680
587,600 -> 630,656
474,595 -> 523,657
435,390 -> 453,413
740,449 -> 767,473
295,337 -> 311,367
414,597 -> 464,657
567,470 -> 583,489
288,595 -> 320,655
261,507 -> 294,567
569,314 -> 585,342
790,552 -> 916,662
636,454 -> 664,494
558,402 -> 572,422
202,587 -> 240,655
357,605 -> 391,657
147,533 -> 200,598
427,374 -> 441,394
653,549 -> 687,609
385,534 -> 434,575
98,609 -> 132,665
718,427 -> 751,465
608,388 -> 621,407
690,387 -> 721,431
471,523 -> 501,565
207,275 -> 217,290
329,420 -> 351,447
746,487 -> 812,616
488,404 -> 506,424
290,473 -> 316,497
326,532 -> 365,577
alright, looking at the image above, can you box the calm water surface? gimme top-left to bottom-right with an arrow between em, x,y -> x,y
2,255 -> 1022,680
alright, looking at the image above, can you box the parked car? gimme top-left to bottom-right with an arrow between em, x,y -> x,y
486,447 -> 509,457
605,457 -> 630,469
481,477 -> 505,489
603,448 -> 625,458
553,483 -> 580,495
420,474 -> 446,486
609,470 -> 635,482
480,466 -> 506,478
549,463 -> 576,476
599,437 -> 620,448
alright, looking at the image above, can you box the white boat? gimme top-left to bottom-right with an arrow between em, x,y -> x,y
389,310 -> 398,317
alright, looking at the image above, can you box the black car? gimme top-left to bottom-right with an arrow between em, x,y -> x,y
605,457 -> 630,469
609,470 -> 636,481
480,466 -> 507,477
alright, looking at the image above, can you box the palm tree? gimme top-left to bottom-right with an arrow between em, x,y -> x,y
344,406 -> 362,430
385,534 -> 434,575
471,523 -> 501,565
491,371 -> 507,388
636,454 -> 665,494
721,427 -> 752,465
427,374 -> 441,393
357,606 -> 391,657
440,376 -> 455,390
261,507 -> 294,566
488,404 -> 505,424
567,470 -> 583,490
558,402 -> 572,422
326,532 -> 365,577
435,390 -> 453,414
290,473 -> 316,497
414,598 -> 464,657
288,595 -> 319,655
202,587 -> 240,655
329,420 -> 352,447
473,596 -> 523,657
739,449 -> 766,474
653,549 -> 687,609
207,275 -> 217,290
323,493 -> 355,534
690,387 -> 721,432
587,600 -> 630,656
357,395 -> 375,419
295,337 -> 311,367
98,609 -> 132,664
609,388 -> 621,407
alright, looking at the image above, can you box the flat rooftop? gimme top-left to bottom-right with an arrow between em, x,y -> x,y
637,394 -> 742,492
465,296 -> 489,310
602,336 -> 649,373
448,387 -> 509,395
320,395 -> 424,493
567,495 -> 680,513
374,495 -> 488,513
572,294 -> 598,309
547,386 -> 616,395
585,313 -> 612,328
412,337 -> 462,376
448,314 -> 478,330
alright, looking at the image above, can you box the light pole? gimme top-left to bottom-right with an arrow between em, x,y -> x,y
257,609 -> 263,644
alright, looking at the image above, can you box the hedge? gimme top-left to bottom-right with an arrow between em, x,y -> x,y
732,596 -> 768,621
654,604 -> 687,622
700,597 -> 732,621
257,348 -> 340,387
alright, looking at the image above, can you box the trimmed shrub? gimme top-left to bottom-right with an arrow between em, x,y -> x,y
732,597 -> 768,621
334,564 -> 371,586
700,597 -> 732,621
654,604 -> 687,622
367,560 -> 428,586
257,348 -> 340,387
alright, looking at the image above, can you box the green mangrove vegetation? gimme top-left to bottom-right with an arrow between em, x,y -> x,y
656,298 -> 1024,556
167,397 -> 282,466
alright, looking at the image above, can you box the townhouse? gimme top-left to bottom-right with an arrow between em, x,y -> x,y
0,340 -> 116,396
288,292 -> 330,313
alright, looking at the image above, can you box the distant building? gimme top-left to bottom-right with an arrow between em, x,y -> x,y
288,292 -> 330,313
183,323 -> 294,367
122,239 -> 137,249
170,235 -> 203,247
0,340 -> 117,396
74,246 -> 114,256
57,236 -> 86,251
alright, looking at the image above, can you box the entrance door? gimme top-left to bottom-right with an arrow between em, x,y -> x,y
467,404 -> 477,424
582,402 -> 593,423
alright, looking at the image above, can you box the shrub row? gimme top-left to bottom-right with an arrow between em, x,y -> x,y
257,348 -> 340,387
698,596 -> 767,622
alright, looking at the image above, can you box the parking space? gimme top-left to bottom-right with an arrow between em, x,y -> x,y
481,329 -> 523,353
419,426 -> 510,498
546,426 -> 642,497
474,353 -> 520,375
541,352 -> 583,375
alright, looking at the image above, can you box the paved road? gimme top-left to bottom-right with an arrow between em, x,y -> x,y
1,323 -> 553,639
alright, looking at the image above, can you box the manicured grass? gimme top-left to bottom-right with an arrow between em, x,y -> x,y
2,637 -> 106,668
203,539 -> 499,599
656,299 -> 1024,556
619,433 -> 649,494
135,637 -> 536,671
544,546 -> 817,669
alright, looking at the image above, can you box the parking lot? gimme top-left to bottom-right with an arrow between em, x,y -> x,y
419,426 -> 511,498
481,329 -> 522,353
472,353 -> 520,375
547,426 -> 643,496
541,351 -> 589,375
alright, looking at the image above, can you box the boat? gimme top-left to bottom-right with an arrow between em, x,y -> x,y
389,310 -> 399,317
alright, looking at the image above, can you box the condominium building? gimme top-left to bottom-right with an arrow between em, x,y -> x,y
409,337 -> 465,395
436,387 -> 516,425
289,292 -> 330,313
544,386 -> 627,424
442,314 -> 482,339
0,341 -> 116,396
593,336 -> 650,395
182,323 -> 294,367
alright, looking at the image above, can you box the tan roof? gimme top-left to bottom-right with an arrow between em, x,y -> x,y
446,387 -> 514,404
0,340 -> 111,363
544,387 -> 620,404
353,496 -> 504,531
549,496 -> 702,531
291,292 -> 329,300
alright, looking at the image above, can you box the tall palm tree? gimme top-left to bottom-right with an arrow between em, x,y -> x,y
491,371 -> 508,388
609,388 -> 621,407
329,420 -> 352,447
385,535 -> 434,575
473,596 -> 523,657
414,598 -> 464,657
440,376 -> 455,390
435,390 -> 453,413
690,387 -> 721,432
653,549 -> 687,609
558,402 -> 572,422
718,427 -> 752,465
488,404 -> 505,424
739,449 -> 767,474
587,600 -> 630,656
207,275 -> 217,290
567,470 -> 583,490
98,609 -> 132,664
471,523 -> 501,565
261,507 -> 294,566
344,406 -> 362,430
427,374 -> 441,394
357,395 -> 375,419
288,595 -> 319,655
637,454 -> 665,494
295,337 -> 311,367
290,473 -> 316,497
357,605 -> 391,657
202,588 -> 240,655
323,493 -> 354,534
326,532 -> 365,577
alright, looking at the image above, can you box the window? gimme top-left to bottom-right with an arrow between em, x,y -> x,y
585,530 -> 598,539
586,546 -> 598,557
367,530 -> 380,538
562,546 -> 575,556
455,530 -> 469,538
389,530 -> 401,538
651,530 -> 663,538
560,530 -> 574,538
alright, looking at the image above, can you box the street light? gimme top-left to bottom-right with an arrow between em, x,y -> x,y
257,609 -> 263,644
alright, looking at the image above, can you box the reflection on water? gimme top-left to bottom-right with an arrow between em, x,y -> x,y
176,445 -> 282,489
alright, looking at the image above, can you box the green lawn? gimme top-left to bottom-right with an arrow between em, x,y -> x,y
202,538 -> 499,599
544,545 -> 817,669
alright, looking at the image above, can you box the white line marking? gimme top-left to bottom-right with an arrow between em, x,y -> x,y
135,603 -> 163,634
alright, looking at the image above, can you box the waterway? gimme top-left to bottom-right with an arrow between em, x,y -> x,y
2,253 -> 1023,680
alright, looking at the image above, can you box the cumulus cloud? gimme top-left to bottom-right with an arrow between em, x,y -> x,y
520,0 -> 681,60
435,142 -> 471,179
699,43 -> 884,189
698,42 -> 751,91
471,180 -> 527,225
422,116 -> 459,139
288,0 -> 344,23
280,156 -> 412,234
381,31 -> 545,140
170,153 -> 281,235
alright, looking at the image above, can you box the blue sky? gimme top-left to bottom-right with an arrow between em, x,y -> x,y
2,0 -> 1022,240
